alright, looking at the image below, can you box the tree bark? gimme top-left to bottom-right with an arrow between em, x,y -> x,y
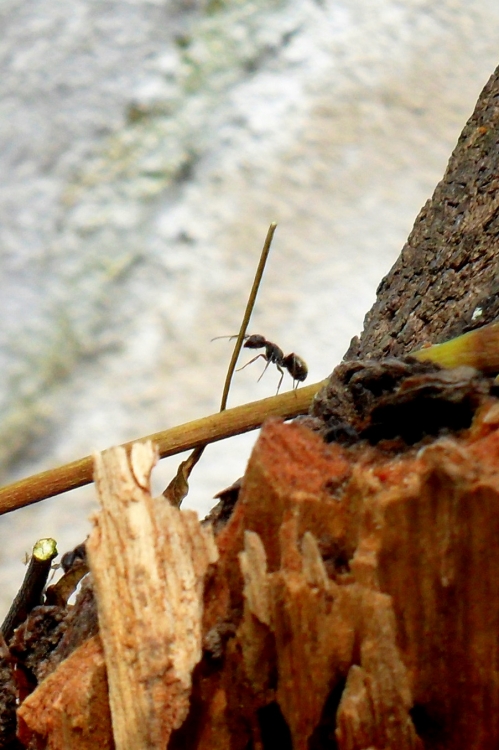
345,64 -> 499,360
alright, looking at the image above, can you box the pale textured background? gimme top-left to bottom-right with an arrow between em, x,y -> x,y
1,0 -> 499,617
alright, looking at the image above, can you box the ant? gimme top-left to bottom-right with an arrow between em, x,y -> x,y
212,334 -> 308,393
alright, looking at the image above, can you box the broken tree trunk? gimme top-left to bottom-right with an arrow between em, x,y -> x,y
8,63 -> 499,750
17,389 -> 499,749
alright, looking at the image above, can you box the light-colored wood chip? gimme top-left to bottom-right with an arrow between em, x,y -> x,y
87,441 -> 218,750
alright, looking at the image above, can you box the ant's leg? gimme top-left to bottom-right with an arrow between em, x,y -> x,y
275,365 -> 284,394
257,358 -> 273,382
237,353 -> 266,372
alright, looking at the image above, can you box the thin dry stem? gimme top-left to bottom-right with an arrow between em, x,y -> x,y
163,222 -> 277,505
0,380 -> 325,517
219,222 -> 277,411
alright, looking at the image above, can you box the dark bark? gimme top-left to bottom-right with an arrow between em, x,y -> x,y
345,65 -> 499,361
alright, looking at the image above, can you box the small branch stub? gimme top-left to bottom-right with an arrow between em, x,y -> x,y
1,537 -> 58,642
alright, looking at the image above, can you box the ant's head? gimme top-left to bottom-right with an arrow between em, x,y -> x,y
243,334 -> 267,349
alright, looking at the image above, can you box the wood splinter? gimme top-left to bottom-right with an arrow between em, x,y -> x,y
85,441 -> 218,750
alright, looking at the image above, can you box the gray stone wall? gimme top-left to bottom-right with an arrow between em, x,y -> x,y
1,0 -> 499,615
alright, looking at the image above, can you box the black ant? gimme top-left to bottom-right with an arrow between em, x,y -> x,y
212,334 -> 308,393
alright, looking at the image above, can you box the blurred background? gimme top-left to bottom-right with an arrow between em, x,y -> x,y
1,0 -> 499,617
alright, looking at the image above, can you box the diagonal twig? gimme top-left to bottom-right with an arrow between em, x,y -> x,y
163,222 -> 277,505
219,222 -> 277,411
0,380 -> 325,517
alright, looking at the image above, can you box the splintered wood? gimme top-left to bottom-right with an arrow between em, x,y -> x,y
16,403 -> 499,749
87,442 -> 218,750
17,636 -> 112,749
173,410 -> 499,750
238,523 -> 419,750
